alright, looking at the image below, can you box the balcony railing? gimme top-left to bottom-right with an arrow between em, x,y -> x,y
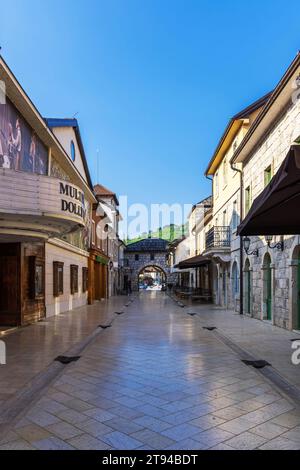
205,226 -> 231,249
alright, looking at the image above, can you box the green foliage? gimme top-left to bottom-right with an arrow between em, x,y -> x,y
125,223 -> 188,245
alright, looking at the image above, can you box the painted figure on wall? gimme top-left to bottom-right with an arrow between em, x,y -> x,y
0,98 -> 48,174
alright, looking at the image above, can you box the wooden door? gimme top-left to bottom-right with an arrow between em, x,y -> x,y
0,244 -> 20,325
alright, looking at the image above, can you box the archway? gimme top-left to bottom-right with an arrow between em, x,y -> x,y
291,245 -> 300,330
262,253 -> 272,321
244,258 -> 252,315
138,265 -> 166,291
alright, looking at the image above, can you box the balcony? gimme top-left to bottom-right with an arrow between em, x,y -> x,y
205,226 -> 231,250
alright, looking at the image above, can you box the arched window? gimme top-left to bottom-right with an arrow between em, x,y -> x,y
70,140 -> 76,161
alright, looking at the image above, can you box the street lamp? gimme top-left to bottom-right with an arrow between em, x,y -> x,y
243,236 -> 259,256
264,235 -> 284,251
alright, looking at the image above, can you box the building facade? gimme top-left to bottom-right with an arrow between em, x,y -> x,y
0,57 -> 95,325
231,53 -> 300,330
203,94 -> 271,311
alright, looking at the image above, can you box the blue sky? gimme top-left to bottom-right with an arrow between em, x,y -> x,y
1,0 -> 299,233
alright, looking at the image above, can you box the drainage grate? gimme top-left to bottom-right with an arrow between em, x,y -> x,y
54,355 -> 81,364
242,359 -> 271,369
98,324 -> 111,329
203,326 -> 217,331
187,312 -> 196,316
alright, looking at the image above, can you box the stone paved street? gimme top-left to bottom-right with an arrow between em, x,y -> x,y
1,292 -> 300,450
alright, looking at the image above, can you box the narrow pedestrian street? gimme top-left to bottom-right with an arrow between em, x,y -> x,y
1,292 -> 300,450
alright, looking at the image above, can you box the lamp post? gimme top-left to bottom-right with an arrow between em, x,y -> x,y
265,235 -> 284,251
243,236 -> 259,256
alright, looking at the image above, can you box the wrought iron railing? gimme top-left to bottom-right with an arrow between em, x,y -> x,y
205,226 -> 231,249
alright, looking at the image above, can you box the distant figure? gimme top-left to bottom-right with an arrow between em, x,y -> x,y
128,279 -> 132,295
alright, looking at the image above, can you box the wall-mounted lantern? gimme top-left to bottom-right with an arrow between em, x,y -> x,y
243,236 -> 259,256
265,235 -> 284,251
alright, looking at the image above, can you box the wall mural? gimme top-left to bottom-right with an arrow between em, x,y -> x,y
0,98 -> 48,174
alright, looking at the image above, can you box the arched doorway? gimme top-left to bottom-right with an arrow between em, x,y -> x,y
244,258 -> 252,315
262,253 -> 272,321
290,245 -> 300,330
231,261 -> 239,311
138,265 -> 166,291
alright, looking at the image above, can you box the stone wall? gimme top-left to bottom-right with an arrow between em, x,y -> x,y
243,96 -> 300,330
124,251 -> 170,290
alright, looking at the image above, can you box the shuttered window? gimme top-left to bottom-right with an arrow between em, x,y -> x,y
53,261 -> 64,297
70,265 -> 79,294
82,267 -> 88,292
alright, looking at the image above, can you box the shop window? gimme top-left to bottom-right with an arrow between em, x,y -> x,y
135,254 -> 139,261
53,261 -> 64,297
70,264 -> 79,294
150,253 -> 155,261
29,256 -> 44,299
82,267 -> 88,292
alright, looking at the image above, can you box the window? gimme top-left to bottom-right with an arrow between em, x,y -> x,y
70,140 -> 76,161
232,200 -> 238,231
29,256 -> 44,299
135,254 -> 139,261
70,265 -> 79,294
232,262 -> 239,296
150,253 -> 155,261
215,172 -> 219,197
245,186 -> 251,214
82,267 -> 88,293
92,220 -> 96,245
222,210 -> 227,226
264,165 -> 272,187
223,158 -> 227,186
53,261 -> 64,297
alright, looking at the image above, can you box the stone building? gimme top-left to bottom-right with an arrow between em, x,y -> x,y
203,94 -> 270,311
124,238 -> 170,291
231,53 -> 300,330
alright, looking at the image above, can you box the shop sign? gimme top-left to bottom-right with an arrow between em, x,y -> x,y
60,182 -> 86,219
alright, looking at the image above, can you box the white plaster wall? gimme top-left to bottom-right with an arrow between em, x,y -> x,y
45,240 -> 88,317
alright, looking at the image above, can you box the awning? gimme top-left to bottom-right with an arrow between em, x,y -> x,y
177,254 -> 211,269
237,145 -> 300,236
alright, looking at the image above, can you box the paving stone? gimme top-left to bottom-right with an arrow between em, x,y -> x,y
74,418 -> 114,438
33,436 -> 75,450
259,436 -> 300,450
280,426 -> 300,444
67,433 -> 112,450
224,431 -> 268,450
15,423 -> 52,442
0,439 -> 35,450
193,427 -> 235,447
46,421 -> 83,440
7,292 -> 300,451
161,423 -> 201,441
250,421 -> 288,439
130,429 -> 176,450
102,431 -> 143,450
